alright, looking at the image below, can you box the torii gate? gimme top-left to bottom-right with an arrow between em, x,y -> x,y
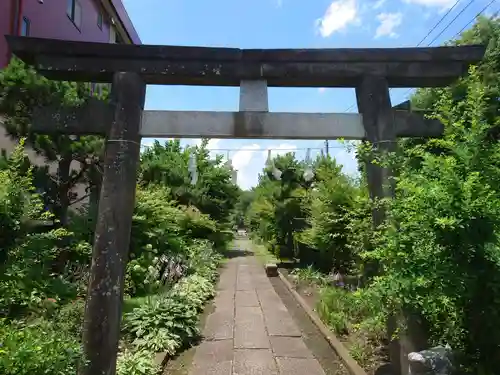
5,35 -> 484,375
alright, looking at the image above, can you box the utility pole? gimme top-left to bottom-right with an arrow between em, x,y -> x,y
325,140 -> 329,157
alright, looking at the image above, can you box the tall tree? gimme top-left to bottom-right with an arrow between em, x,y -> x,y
139,139 -> 239,230
247,153 -> 310,259
0,58 -> 106,226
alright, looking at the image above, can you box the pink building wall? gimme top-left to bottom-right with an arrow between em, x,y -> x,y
0,0 -> 141,67
110,0 -> 140,44
22,0 -> 111,43
0,0 -> 14,67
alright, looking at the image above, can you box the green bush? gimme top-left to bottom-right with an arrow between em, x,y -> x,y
54,298 -> 85,337
369,68 -> 500,373
0,319 -> 83,375
317,287 -> 385,339
139,139 -> 239,230
246,153 -> 310,260
0,142 -> 91,317
297,157 -> 359,273
290,266 -> 329,286
116,349 -> 160,375
126,186 -> 221,296
185,239 -> 222,280
123,274 -> 215,355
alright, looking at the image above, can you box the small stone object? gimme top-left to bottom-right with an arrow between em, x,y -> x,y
265,263 -> 278,277
408,346 -> 453,375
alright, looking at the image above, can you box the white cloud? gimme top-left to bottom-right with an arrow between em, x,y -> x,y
185,138 -> 221,149
403,0 -> 456,8
315,0 -> 358,37
373,0 -> 386,9
263,143 -> 298,159
207,138 -> 221,149
230,144 -> 261,189
185,138 -> 202,147
232,144 -> 260,171
375,12 -> 402,38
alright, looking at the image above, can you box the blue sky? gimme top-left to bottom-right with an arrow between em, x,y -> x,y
122,0 -> 497,189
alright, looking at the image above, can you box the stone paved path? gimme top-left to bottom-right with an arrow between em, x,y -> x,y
189,242 -> 327,375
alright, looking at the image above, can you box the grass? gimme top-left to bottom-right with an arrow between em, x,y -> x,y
290,266 -> 329,287
289,266 -> 387,373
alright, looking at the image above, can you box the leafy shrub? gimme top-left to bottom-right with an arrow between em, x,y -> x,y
54,298 -> 85,337
317,287 -> 385,339
290,266 -> 329,286
369,69 -> 500,373
0,318 -> 83,375
297,157 -> 359,273
123,274 -> 215,355
171,274 -> 215,308
126,186 -> 221,296
139,139 -> 239,229
116,349 -> 160,375
0,142 -> 91,316
185,239 -> 222,280
0,230 -> 86,315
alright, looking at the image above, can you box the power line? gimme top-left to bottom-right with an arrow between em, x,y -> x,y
427,0 -> 477,46
141,145 -> 353,152
343,0 -> 478,112
342,0 -> 461,112
452,0 -> 498,39
416,0 -> 463,46
396,0 -> 497,103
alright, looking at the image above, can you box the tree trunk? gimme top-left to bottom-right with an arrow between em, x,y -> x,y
57,155 -> 72,227
51,154 -> 72,274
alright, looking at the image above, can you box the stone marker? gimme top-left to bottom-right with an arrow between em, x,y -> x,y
265,263 -> 278,277
408,346 -> 453,375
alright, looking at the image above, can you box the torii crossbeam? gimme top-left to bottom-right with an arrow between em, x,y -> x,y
5,35 -> 485,375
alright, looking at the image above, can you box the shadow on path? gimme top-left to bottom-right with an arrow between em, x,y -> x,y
222,248 -> 253,259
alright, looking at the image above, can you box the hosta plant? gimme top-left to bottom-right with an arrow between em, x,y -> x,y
116,349 -> 160,375
123,274 -> 214,355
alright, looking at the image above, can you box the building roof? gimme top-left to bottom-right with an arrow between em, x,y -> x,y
108,0 -> 141,44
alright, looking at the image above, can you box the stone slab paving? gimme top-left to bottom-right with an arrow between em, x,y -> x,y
190,242 -> 326,375
235,290 -> 260,307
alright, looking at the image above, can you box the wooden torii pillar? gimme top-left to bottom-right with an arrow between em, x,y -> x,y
5,36 -> 484,375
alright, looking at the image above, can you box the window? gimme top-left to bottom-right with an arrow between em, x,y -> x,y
97,11 -> 103,30
67,0 -> 82,30
20,17 -> 30,36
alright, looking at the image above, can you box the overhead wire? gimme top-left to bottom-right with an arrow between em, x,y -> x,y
140,145 -> 352,152
415,0 -> 463,46
395,0 -> 498,103
451,0 -> 498,39
427,0 -> 477,46
342,0 -> 462,112
143,1 -> 496,156
343,0 -> 485,112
